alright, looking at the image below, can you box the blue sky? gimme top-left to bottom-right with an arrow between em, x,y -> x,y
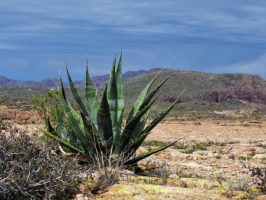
0,0 -> 266,80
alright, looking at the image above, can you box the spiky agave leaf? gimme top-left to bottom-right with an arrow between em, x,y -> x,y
117,75 -> 172,154
143,90 -> 184,134
66,67 -> 90,120
97,86 -> 113,146
115,53 -> 125,137
124,140 -> 178,165
116,97 -> 158,154
41,129 -> 84,156
59,78 -> 67,101
55,106 -> 76,142
126,72 -> 161,123
42,55 -> 184,167
107,57 -> 119,144
138,75 -> 171,112
124,92 -> 183,159
45,117 -> 54,133
58,79 -> 93,155
85,62 -> 99,127
129,110 -> 150,142
54,106 -> 81,153
107,56 -> 124,147
80,112 -> 103,158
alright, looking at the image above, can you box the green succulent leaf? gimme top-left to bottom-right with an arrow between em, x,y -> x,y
59,78 -> 67,101
107,57 -> 119,144
80,112 -> 101,156
143,90 -> 184,134
45,117 -> 54,133
66,67 -> 90,119
115,53 -> 125,133
124,140 -> 178,166
117,97 -> 157,154
126,72 -> 161,122
55,107 -> 68,139
43,55 -> 182,166
59,89 -> 91,154
131,110 -> 150,141
138,75 -> 171,112
107,55 -> 125,146
41,128 -> 84,155
97,85 -> 113,143
85,63 -> 99,127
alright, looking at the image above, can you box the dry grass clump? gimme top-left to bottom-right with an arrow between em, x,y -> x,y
81,150 -> 130,195
0,123 -> 91,200
142,159 -> 172,179
227,172 -> 254,192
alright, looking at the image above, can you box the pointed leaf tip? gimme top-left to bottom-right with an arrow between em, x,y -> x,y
124,140 -> 179,165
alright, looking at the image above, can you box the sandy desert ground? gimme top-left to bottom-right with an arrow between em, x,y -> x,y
1,106 -> 266,199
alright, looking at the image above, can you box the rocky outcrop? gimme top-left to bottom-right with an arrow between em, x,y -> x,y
201,88 -> 266,105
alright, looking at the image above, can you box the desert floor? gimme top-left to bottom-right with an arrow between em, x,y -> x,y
1,106 -> 266,199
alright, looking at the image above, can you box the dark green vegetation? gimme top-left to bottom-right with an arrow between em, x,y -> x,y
43,56 -> 182,166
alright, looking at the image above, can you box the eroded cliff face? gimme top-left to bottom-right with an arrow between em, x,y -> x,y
200,75 -> 266,105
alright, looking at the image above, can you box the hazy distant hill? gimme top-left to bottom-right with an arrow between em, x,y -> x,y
0,68 -> 266,105
0,69 -> 154,88
123,69 -> 266,105
73,68 -> 162,88
0,76 -> 59,88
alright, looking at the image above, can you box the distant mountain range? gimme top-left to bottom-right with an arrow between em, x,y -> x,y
0,76 -> 59,88
1,68 -> 266,105
0,68 -> 164,88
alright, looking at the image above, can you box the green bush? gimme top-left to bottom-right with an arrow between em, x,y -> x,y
43,54 -> 183,166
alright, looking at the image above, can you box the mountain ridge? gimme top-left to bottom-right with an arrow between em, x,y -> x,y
0,68 -> 266,107
0,68 -> 167,88
1,68 -> 265,88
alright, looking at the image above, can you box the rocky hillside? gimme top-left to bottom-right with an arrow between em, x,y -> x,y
1,69 -> 266,105
124,69 -> 266,106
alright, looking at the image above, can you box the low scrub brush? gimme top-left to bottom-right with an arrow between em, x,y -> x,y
0,123 -> 91,199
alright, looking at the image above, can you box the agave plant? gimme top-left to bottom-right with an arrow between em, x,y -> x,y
43,54 -> 182,166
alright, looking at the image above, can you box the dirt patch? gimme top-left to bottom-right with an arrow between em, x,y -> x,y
0,106 -> 41,124
95,119 -> 266,199
148,119 -> 266,143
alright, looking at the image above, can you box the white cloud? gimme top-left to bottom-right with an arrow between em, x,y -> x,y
221,54 -> 266,77
1,0 -> 266,44
1,0 -> 266,79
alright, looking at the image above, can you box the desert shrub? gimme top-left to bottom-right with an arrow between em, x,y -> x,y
42,55 -> 183,168
32,90 -> 60,122
144,159 -> 172,179
87,167 -> 119,195
250,166 -> 266,193
0,123 -> 91,200
228,173 -> 254,192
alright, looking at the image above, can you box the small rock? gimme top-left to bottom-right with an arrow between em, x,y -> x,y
246,147 -> 256,152
253,154 -> 266,159
169,174 -> 178,179
75,193 -> 88,200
